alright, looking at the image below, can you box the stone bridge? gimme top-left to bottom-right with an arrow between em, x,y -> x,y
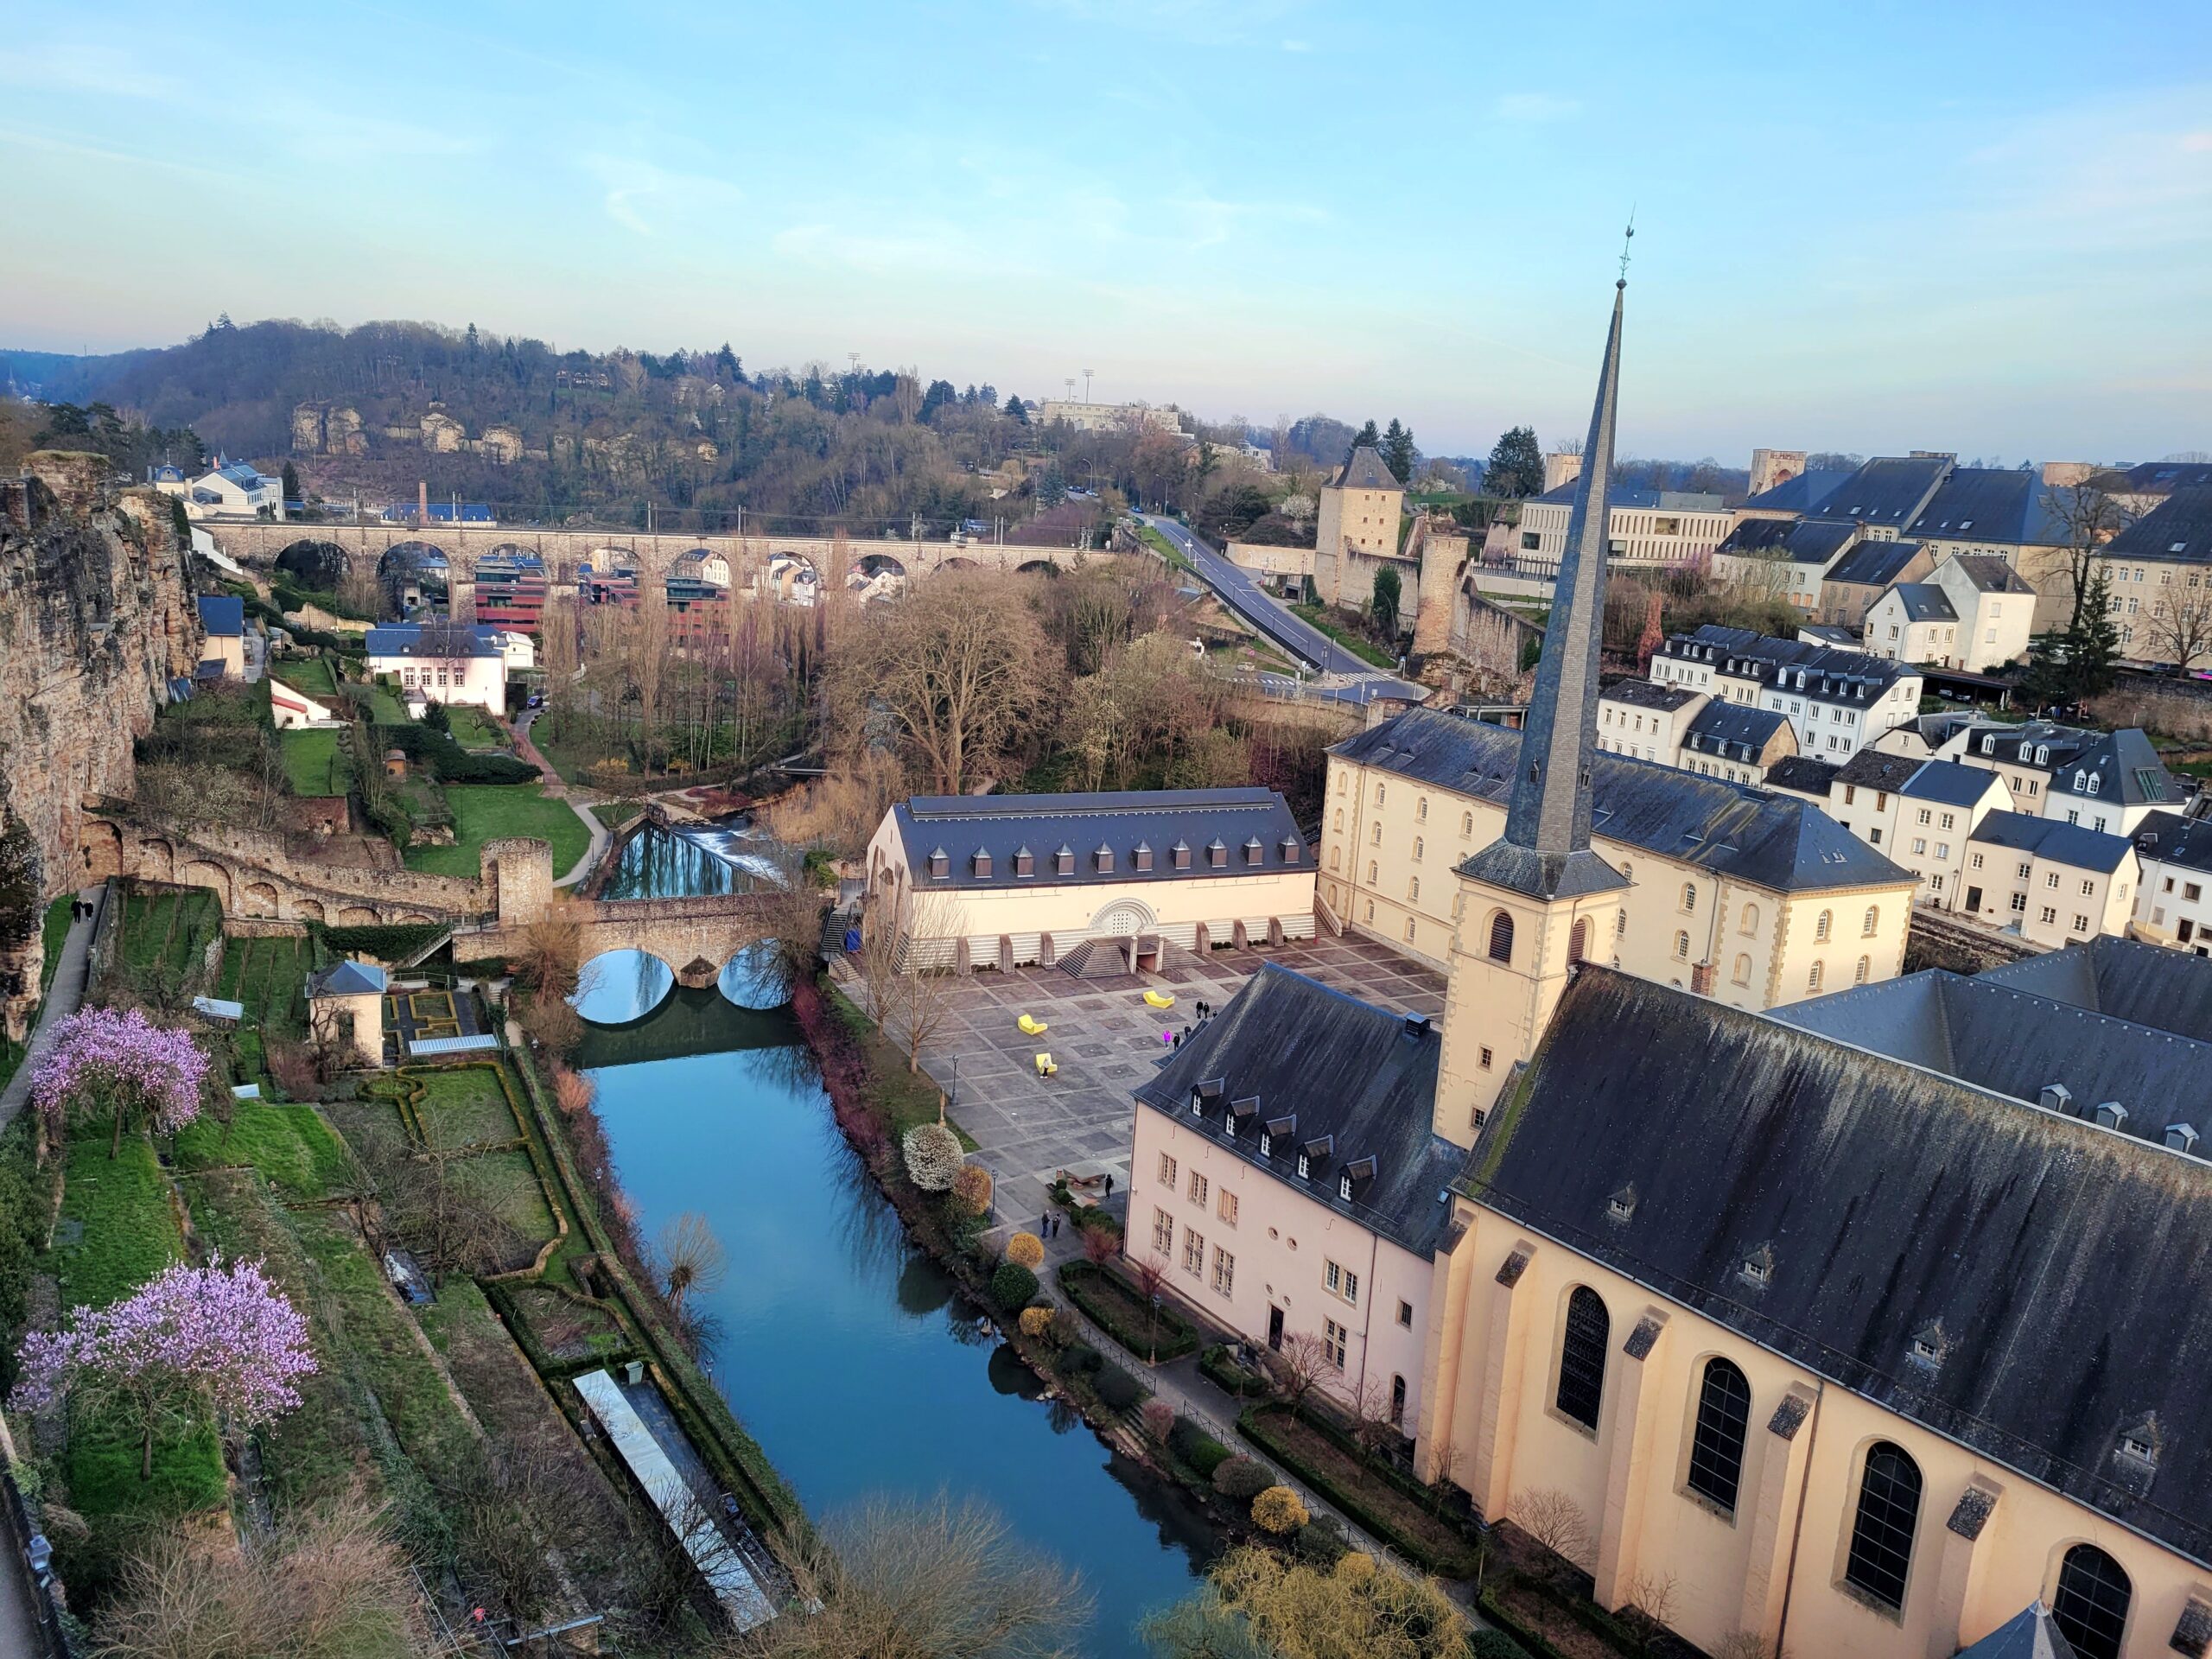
199,518 -> 1096,605
470,892 -> 779,987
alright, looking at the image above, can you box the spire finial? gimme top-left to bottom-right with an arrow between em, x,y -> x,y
1618,211 -> 1636,288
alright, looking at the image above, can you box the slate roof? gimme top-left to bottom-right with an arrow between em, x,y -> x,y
1334,709 -> 1907,894
1599,678 -> 1700,714
211,462 -> 265,489
1898,758 -> 2005,808
1885,582 -> 1957,623
1334,447 -> 1402,491
2113,461 -> 2212,496
363,624 -> 502,660
1967,809 -> 2133,874
1471,968 -> 2212,1569
1737,468 -> 1853,515
1135,964 -> 1461,1256
1713,517 -> 1858,565
1947,554 -> 2035,594
887,787 -> 1305,890
1825,537 -> 1928,588
2103,486 -> 2212,567
1764,755 -> 1840,797
1907,467 -> 2069,547
1823,456 -> 1952,530
1956,1604 -> 2077,1659
307,960 -> 388,997
1535,480 -> 1658,508
1954,719 -> 2105,773
1976,933 -> 2212,1045
2043,728 -> 2178,807
194,594 -> 245,637
1658,626 -> 1913,704
1834,747 -> 1925,792
2133,809 -> 2212,875
1683,701 -> 1789,760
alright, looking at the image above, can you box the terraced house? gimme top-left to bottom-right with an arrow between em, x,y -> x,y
1129,276 -> 2212,1659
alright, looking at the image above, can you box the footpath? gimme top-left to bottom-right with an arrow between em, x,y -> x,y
0,889 -> 102,1132
510,709 -> 609,887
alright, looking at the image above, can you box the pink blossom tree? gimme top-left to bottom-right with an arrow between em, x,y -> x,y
14,1256 -> 315,1480
31,1007 -> 208,1159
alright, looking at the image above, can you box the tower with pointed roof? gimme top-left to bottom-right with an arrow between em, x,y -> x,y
1313,444 -> 1409,610
1433,274 -> 1635,1144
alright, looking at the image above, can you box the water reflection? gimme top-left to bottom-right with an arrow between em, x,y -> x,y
719,941 -> 785,1010
601,821 -> 788,901
571,948 -> 673,1025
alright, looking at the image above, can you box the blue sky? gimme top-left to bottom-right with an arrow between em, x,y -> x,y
1,1 -> 2206,462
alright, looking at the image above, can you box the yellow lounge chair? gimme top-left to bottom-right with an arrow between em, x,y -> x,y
1034,1052 -> 1058,1077
1143,989 -> 1175,1010
1018,1014 -> 1048,1036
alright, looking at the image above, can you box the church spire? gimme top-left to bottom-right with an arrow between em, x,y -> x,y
1462,269 -> 1631,900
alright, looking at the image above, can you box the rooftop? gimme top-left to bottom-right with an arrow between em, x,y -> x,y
1907,467 -> 2070,547
1885,582 -> 1958,624
1334,709 -> 1907,894
363,623 -> 503,660
1825,537 -> 1928,588
194,594 -> 245,637
887,787 -> 1306,891
2104,486 -> 2212,568
1713,517 -> 1858,565
1967,808 -> 2134,874
1946,553 -> 2036,594
1682,700 -> 1789,760
1823,455 -> 1952,529
1737,467 -> 1854,515
1764,755 -> 1842,797
1599,678 -> 1700,714
307,959 -> 388,997
1897,758 -> 2006,808
1333,447 -> 1402,492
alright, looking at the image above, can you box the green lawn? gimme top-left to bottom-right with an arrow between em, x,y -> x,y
1290,602 -> 1397,670
445,705 -> 504,751
38,896 -> 73,993
271,658 -> 339,699
404,785 -> 590,878
215,932 -> 316,1035
117,888 -> 223,975
282,727 -> 350,797
1136,523 -> 1192,571
173,1102 -> 352,1202
366,683 -> 410,723
413,1065 -> 524,1147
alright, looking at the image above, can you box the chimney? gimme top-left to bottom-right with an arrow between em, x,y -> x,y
417,478 -> 429,525
1542,451 -> 1584,493
2038,1083 -> 2073,1115
2165,1122 -> 2200,1154
1402,1013 -> 1431,1040
2094,1101 -> 2129,1132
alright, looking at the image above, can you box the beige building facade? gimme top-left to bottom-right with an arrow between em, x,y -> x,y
1312,446 -> 1408,610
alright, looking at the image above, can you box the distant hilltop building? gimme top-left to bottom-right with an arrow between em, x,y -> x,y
149,460 -> 283,521
1032,399 -> 1184,435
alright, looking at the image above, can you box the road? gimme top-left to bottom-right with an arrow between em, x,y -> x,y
1140,514 -> 1426,700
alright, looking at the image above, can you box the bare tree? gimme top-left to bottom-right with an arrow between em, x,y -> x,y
721,1493 -> 1089,1659
2044,477 -> 2139,626
857,885 -> 963,1075
1623,1568 -> 1681,1656
443,1440 -> 590,1623
1714,1633 -> 1790,1659
513,895 -> 587,999
658,1211 -> 728,1319
1128,1254 -> 1172,1364
1350,1375 -> 1401,1459
1513,1487 -> 1592,1576
2146,580 -> 2212,675
1264,1331 -> 1337,1414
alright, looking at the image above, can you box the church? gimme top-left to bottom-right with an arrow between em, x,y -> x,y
1126,276 -> 2212,1659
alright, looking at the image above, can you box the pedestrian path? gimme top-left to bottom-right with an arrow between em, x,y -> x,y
510,709 -> 609,887
0,888 -> 103,1132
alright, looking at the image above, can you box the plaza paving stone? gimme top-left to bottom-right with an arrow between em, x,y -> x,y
840,932 -> 1446,1224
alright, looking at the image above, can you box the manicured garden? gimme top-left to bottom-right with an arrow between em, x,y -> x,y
444,704 -> 505,751
214,931 -> 317,1033
1240,1402 -> 1485,1577
279,726 -> 349,796
270,657 -> 339,699
403,784 -> 590,878
1058,1259 -> 1200,1361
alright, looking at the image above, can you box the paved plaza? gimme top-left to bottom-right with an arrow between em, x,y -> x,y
841,931 -> 1446,1225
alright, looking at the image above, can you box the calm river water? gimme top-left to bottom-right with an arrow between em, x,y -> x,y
575,827 -> 1215,1656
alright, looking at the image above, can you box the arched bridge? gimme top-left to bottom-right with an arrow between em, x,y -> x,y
468,892 -> 780,988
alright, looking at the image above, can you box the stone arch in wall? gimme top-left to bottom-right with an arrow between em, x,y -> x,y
1089,898 -> 1156,938
1015,559 -> 1060,577
181,860 -> 233,912
80,821 -> 123,881
137,838 -> 175,881
241,880 -> 281,918
941,556 -> 980,570
337,906 -> 378,925
296,899 -> 326,924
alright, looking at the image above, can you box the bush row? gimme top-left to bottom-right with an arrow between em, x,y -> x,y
315,920 -> 452,962
1238,1403 -> 1484,1578
1055,1261 -> 1200,1362
377,722 -> 537,785
1198,1342 -> 1271,1398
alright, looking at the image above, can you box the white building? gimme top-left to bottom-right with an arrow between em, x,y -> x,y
1863,555 -> 2035,671
2130,810 -> 2212,953
365,622 -> 510,713
1961,811 -> 2138,947
1033,400 -> 1184,435
1511,483 -> 1729,569
1649,626 -> 1921,762
153,461 -> 283,520
1824,752 -> 2016,907
1916,720 -> 2183,836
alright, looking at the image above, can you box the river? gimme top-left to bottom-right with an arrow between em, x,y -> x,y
575,826 -> 1216,1656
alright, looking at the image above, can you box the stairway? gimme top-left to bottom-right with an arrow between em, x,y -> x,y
1057,937 -> 1137,980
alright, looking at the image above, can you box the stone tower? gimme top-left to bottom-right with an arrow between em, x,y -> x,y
1434,278 -> 1634,1145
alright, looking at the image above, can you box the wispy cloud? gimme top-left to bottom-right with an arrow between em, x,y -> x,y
1281,38 -> 1311,52
582,154 -> 744,238
0,41 -> 181,99
1492,92 -> 1580,123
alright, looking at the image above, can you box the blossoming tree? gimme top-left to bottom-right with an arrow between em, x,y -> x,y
31,1007 -> 207,1158
14,1256 -> 315,1480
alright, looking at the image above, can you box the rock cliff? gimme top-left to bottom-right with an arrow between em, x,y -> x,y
0,452 -> 201,1033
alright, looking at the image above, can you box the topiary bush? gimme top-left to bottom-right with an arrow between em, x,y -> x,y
1003,1230 -> 1045,1269
901,1122 -> 964,1192
1250,1485 -> 1310,1535
1061,1343 -> 1103,1376
950,1162 -> 994,1216
989,1262 -> 1039,1311
1017,1306 -> 1057,1342
1212,1456 -> 1273,1502
1169,1419 -> 1232,1479
1096,1364 -> 1143,1412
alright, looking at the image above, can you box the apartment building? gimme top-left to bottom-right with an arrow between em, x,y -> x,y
1818,537 -> 1931,627
1863,556 -> 2035,671
1512,483 -> 1731,569
2130,809 -> 2212,953
1707,517 -> 1858,611
1595,679 -> 1703,764
1679,702 -> 1795,785
1961,811 -> 2138,946
2094,487 -> 2212,670
1649,626 -> 1922,761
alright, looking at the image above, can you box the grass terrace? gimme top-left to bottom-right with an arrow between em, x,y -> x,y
402,784 -> 590,878
115,887 -> 222,976
270,657 -> 340,699
1289,602 -> 1397,671
280,727 -> 350,796
215,931 -> 318,1033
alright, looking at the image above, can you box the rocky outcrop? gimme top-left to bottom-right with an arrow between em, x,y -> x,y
0,453 -> 201,1034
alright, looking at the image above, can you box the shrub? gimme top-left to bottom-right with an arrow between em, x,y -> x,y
1170,1420 -> 1232,1479
1469,1630 -> 1535,1659
1017,1306 -> 1057,1342
901,1122 -> 963,1192
1061,1344 -> 1102,1376
950,1163 -> 994,1216
1293,1519 -> 1349,1567
1250,1486 -> 1309,1535
990,1262 -> 1039,1311
1095,1364 -> 1143,1412
1141,1401 -> 1177,1443
1048,1308 -> 1081,1349
1212,1456 -> 1273,1502
1004,1230 -> 1045,1269
375,723 -> 536,785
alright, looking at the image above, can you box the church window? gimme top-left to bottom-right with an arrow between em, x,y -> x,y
1685,1358 -> 1751,1515
1673,931 -> 1689,961
1863,906 -> 1879,937
1568,920 -> 1588,965
2051,1544 -> 2132,1659
1855,956 -> 1871,985
1843,1442 -> 1923,1611
1487,912 -> 1515,963
1808,961 -> 1825,991
1414,837 -> 1425,861
1681,883 -> 1697,914
1732,954 -> 1750,985
1554,1287 -> 1609,1431
1416,796 -> 1428,822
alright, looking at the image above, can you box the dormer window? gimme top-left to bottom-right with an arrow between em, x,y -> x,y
1739,1244 -> 1776,1287
1982,735 -> 1995,755
1207,838 -> 1227,868
928,847 -> 950,880
1280,836 -> 1300,863
2018,741 -> 2031,760
1338,1172 -> 1353,1200
1258,1130 -> 1273,1157
1296,1151 -> 1310,1178
2037,745 -> 2050,765
1014,846 -> 1034,877
2075,768 -> 2087,789
1607,1185 -> 1637,1223
1095,842 -> 1114,874
2119,1430 -> 2158,1465
1173,839 -> 1192,870
2087,772 -> 2101,796
1243,836 -> 1263,866
1055,844 -> 1075,876
971,849 -> 992,878
1908,1320 -> 1948,1370
1134,842 -> 1154,872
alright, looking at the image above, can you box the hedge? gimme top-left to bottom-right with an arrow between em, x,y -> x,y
1057,1261 -> 1199,1362
1239,1403 -> 1485,1577
1199,1342 -> 1270,1398
989,1261 -> 1039,1310
1095,1364 -> 1144,1412
1468,1628 -> 1535,1659
378,722 -> 537,785
1168,1417 -> 1232,1479
318,919 -> 451,961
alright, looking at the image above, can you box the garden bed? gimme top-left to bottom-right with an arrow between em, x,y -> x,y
1057,1260 -> 1200,1362
1239,1402 -> 1484,1577
1199,1342 -> 1270,1398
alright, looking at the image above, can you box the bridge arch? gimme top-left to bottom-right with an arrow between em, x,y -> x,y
940,555 -> 980,570
1016,558 -> 1061,577
857,551 -> 908,579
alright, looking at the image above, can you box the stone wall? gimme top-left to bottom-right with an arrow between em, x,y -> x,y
0,455 -> 202,1034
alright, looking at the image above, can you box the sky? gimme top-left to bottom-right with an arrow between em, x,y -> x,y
0,1 -> 2208,463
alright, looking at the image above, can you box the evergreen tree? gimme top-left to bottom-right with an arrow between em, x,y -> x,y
1484,425 -> 1546,498
2069,567 -> 2121,699
715,341 -> 741,379
464,321 -> 480,356
1379,418 -> 1416,484
1002,391 -> 1028,424
1349,419 -> 1381,460
1370,566 -> 1402,639
280,461 -> 300,504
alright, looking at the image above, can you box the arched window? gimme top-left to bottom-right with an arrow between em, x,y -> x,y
1461,810 -> 1473,836
1368,861 -> 1377,883
1862,906 -> 1879,938
1488,911 -> 1515,963
2052,1543 -> 2132,1659
1685,1357 -> 1751,1515
1740,902 -> 1759,936
1674,931 -> 1690,961
1332,809 -> 1343,831
1370,823 -> 1382,845
1732,954 -> 1751,985
1568,919 -> 1588,965
1681,883 -> 1697,913
1408,877 -> 1421,901
1844,1442 -> 1923,1611
1554,1287 -> 1609,1430
1416,796 -> 1428,822
1808,961 -> 1825,991
1329,848 -> 1341,871
1854,955 -> 1871,985
1815,909 -> 1833,941
1414,836 -> 1425,861
1615,911 -> 1627,937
